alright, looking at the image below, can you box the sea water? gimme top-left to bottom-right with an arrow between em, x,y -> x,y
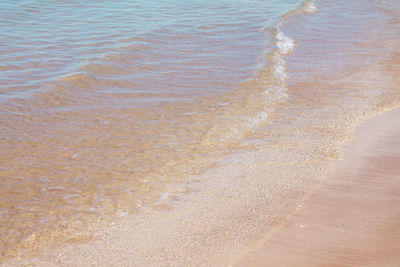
1,0 -> 399,264
0,0 -> 305,261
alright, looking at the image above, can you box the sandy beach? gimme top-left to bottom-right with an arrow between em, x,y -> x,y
236,108 -> 400,266
2,0 -> 399,264
12,109 -> 400,267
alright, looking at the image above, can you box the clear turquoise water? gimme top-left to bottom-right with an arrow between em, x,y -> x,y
0,0 -> 302,102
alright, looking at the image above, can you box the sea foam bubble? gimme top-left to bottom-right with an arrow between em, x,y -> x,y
303,1 -> 318,14
266,29 -> 295,102
276,30 -> 295,55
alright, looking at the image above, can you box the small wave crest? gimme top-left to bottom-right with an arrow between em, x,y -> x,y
303,0 -> 318,14
273,53 -> 288,85
276,30 -> 295,55
266,30 -> 295,102
267,0 -> 318,102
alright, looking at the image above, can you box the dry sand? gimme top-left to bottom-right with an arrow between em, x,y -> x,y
236,108 -> 400,267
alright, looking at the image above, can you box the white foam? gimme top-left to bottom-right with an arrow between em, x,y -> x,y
276,30 -> 295,55
303,1 -> 317,14
266,31 -> 293,102
273,53 -> 288,82
271,52 -> 289,98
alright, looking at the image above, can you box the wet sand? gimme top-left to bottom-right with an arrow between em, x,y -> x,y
3,0 -> 400,262
236,108 -> 400,267
19,107 -> 400,267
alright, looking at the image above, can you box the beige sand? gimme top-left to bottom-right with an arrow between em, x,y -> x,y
9,110 -> 400,267
236,108 -> 400,267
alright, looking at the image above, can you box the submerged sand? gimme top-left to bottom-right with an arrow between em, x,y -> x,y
236,108 -> 400,266
3,0 -> 399,265
11,108 -> 400,267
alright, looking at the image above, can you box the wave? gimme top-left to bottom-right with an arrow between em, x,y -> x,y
0,0 -> 322,263
263,0 -> 317,103
302,0 -> 318,14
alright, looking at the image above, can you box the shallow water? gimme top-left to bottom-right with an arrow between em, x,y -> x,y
1,0 -> 400,264
0,0 -> 305,261
0,0 -> 302,101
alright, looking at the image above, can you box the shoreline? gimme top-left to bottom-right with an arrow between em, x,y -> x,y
3,0 -> 399,264
12,107 -> 400,266
235,108 -> 400,266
